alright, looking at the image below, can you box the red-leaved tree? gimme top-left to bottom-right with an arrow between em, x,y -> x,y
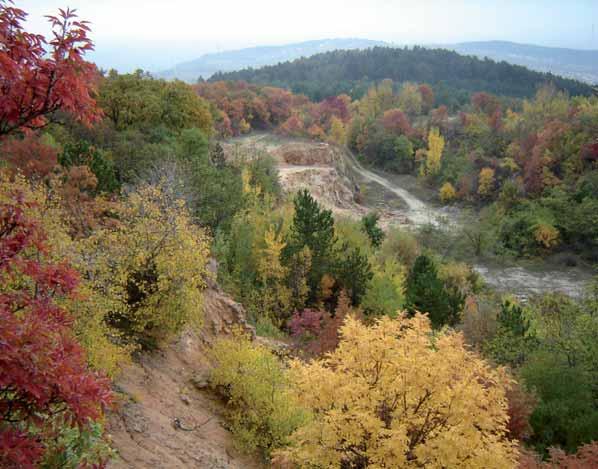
380,108 -> 413,136
0,135 -> 58,180
519,441 -> 598,468
0,1 -> 101,138
0,190 -> 111,468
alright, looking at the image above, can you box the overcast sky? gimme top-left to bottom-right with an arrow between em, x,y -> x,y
19,0 -> 598,72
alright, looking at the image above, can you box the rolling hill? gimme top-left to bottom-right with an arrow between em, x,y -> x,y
208,46 -> 594,102
157,38 -> 386,82
450,41 -> 598,84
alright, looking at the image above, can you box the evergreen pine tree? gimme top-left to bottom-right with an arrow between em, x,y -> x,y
406,255 -> 457,328
283,190 -> 336,303
336,245 -> 373,305
361,212 -> 385,248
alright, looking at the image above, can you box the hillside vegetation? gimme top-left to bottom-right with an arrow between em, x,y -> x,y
158,38 -> 386,82
451,41 -> 598,84
195,78 -> 598,260
1,3 -> 597,468
210,46 -> 594,103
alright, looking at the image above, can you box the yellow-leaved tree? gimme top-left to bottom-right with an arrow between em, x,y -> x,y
254,225 -> 292,324
275,314 -> 519,468
478,167 -> 496,197
327,115 -> 347,145
80,183 -> 210,348
423,127 -> 445,176
439,181 -> 457,203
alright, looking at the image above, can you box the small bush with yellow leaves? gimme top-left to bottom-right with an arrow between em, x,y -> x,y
439,181 -> 457,203
209,333 -> 307,458
81,183 -> 210,348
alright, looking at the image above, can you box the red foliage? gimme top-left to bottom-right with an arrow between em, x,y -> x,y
0,191 -> 111,468
471,92 -> 501,116
277,114 -> 304,137
380,108 -> 413,135
288,309 -> 323,338
418,84 -> 435,111
505,382 -> 536,441
489,109 -> 503,132
195,81 -> 302,135
262,86 -> 294,124
0,2 -> 101,138
524,121 -> 568,194
519,441 -> 598,468
288,292 -> 355,357
318,95 -> 352,123
1,135 -> 58,179
431,105 -> 448,125
523,151 -> 544,195
459,111 -> 470,128
581,141 -> 598,163
457,173 -> 475,199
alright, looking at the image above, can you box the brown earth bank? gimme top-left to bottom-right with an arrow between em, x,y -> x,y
106,261 -> 263,469
222,133 -> 408,224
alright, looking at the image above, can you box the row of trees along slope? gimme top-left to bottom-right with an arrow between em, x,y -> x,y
210,46 -> 594,105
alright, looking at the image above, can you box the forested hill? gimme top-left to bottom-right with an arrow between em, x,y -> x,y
210,46 -> 594,103
158,38 -> 386,82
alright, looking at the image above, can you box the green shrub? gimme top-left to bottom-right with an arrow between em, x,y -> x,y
210,333 -> 307,458
40,420 -> 115,469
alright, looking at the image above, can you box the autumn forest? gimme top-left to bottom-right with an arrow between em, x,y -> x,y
1,2 -> 597,468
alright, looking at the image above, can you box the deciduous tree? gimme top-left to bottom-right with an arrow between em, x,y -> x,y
423,127 -> 445,176
0,188 -> 111,468
0,2 -> 100,137
276,314 -> 518,468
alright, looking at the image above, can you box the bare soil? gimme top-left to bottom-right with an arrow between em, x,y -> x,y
106,262 -> 263,469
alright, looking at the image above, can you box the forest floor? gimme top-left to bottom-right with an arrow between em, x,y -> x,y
224,132 -> 594,299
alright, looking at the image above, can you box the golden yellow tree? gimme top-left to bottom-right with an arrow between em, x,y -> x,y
424,127 -> 445,176
534,223 -> 559,249
439,182 -> 457,203
255,225 -> 292,322
478,167 -> 496,197
275,314 -> 519,468
327,115 -> 347,145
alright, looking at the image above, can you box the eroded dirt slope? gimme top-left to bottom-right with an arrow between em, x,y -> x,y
223,133 -> 592,299
222,133 -> 409,224
107,262 -> 262,469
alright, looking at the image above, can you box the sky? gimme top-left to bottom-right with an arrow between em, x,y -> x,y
19,0 -> 598,72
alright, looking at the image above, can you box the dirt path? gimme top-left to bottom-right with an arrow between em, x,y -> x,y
344,151 -> 592,299
344,151 -> 441,226
226,133 -> 593,299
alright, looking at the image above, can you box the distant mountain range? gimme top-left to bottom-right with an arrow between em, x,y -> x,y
156,38 -> 386,82
158,39 -> 598,87
449,41 -> 598,85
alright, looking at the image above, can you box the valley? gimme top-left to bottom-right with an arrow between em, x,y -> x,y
226,132 -> 593,299
3,2 -> 597,466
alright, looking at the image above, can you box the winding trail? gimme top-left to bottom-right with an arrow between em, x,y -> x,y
228,133 -> 593,299
344,151 -> 592,299
345,152 -> 440,226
